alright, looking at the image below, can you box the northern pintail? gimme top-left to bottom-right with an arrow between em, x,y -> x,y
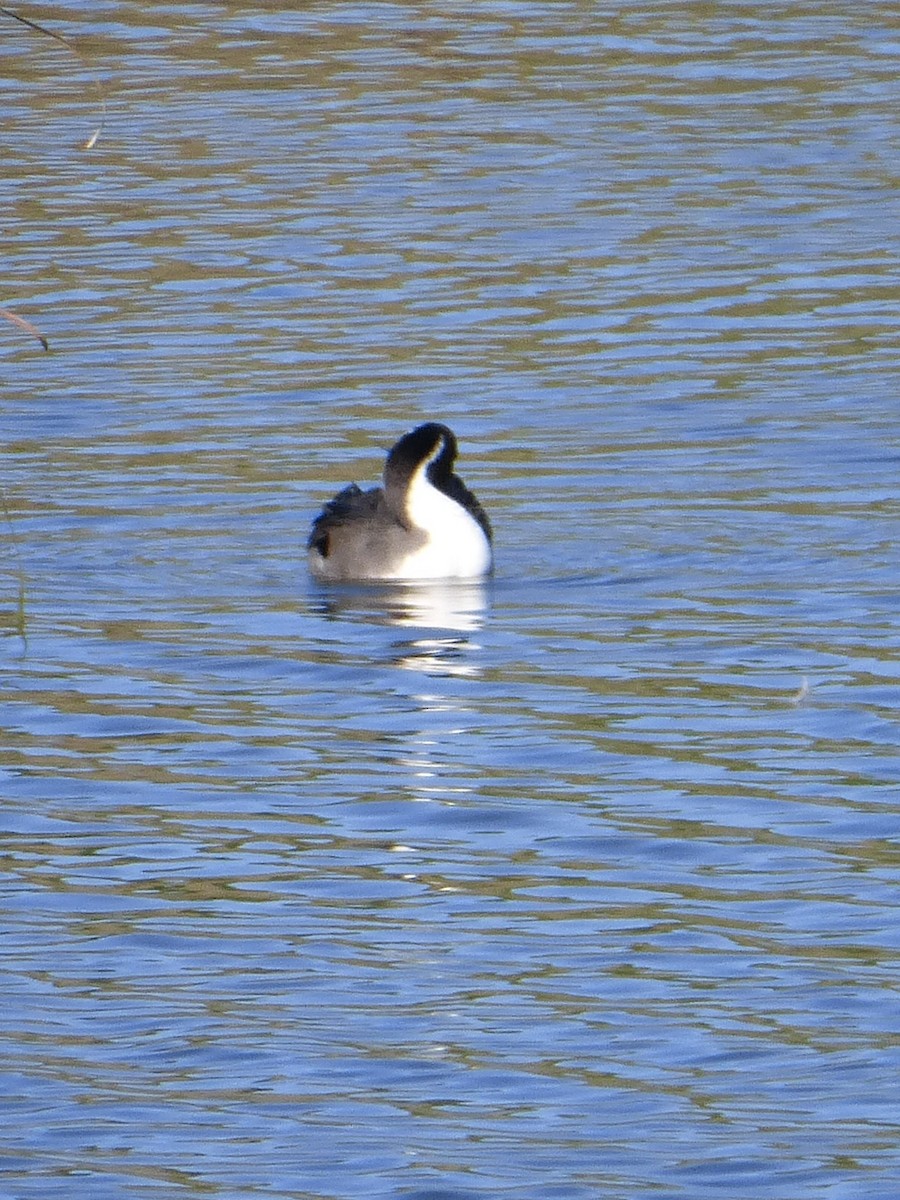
308,422 -> 493,582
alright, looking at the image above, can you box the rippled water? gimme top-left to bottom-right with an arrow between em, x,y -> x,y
3,4 -> 899,1198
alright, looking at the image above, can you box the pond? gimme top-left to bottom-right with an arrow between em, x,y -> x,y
2,4 -> 899,1198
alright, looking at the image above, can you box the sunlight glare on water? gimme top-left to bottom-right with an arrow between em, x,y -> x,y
2,4 -> 899,1199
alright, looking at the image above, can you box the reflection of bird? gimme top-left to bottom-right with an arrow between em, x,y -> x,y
308,423 -> 493,583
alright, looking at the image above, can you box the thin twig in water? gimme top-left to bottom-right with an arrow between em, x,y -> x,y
0,306 -> 49,351
0,4 -> 106,149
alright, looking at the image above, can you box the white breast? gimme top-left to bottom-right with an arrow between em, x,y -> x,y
388,465 -> 492,581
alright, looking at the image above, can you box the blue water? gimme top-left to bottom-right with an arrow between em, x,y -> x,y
2,4 -> 899,1198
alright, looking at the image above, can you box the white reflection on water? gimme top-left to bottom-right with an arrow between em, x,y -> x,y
393,636 -> 482,677
311,579 -> 489,635
384,580 -> 489,635
388,580 -> 487,678
310,578 -> 488,675
311,581 -> 490,796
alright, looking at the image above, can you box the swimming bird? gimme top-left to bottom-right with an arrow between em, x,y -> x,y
308,422 -> 493,582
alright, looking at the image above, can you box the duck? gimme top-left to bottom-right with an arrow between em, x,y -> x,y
307,422 -> 493,582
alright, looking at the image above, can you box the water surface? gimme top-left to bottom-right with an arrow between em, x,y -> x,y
2,4 -> 899,1198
